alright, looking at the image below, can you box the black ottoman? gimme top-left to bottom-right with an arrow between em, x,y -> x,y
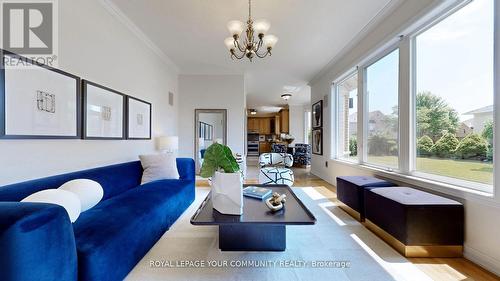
364,186 -> 464,257
336,176 -> 394,221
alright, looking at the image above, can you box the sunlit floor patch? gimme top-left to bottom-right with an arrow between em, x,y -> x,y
301,186 -> 326,200
318,201 -> 347,226
350,233 -> 434,281
410,263 -> 467,281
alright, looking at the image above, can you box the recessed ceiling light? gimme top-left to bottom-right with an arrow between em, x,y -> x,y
249,109 -> 257,115
281,93 -> 292,100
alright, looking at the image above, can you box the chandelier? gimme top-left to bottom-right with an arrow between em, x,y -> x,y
224,0 -> 278,61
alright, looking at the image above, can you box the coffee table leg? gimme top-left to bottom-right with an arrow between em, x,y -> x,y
219,224 -> 286,251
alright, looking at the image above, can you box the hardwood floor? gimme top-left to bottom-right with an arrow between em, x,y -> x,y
195,164 -> 500,281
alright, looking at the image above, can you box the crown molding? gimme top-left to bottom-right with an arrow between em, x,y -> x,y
99,0 -> 180,73
309,0 -> 405,86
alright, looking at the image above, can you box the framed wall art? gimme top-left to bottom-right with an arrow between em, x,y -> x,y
312,100 -> 323,128
312,128 -> 323,155
127,96 -> 151,140
83,80 -> 126,139
0,50 -> 81,139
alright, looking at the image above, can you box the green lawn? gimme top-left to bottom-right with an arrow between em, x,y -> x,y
366,156 -> 493,185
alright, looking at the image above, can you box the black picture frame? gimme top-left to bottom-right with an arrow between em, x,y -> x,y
0,49 -> 81,139
312,100 -> 323,128
312,128 -> 323,155
126,96 -> 152,140
82,80 -> 126,140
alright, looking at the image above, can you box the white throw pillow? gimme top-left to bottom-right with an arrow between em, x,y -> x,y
59,179 -> 103,212
139,153 -> 179,184
21,189 -> 81,223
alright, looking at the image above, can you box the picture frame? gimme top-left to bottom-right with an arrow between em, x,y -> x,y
127,96 -> 151,140
0,50 -> 81,139
312,100 -> 323,128
312,128 -> 323,155
83,80 -> 126,140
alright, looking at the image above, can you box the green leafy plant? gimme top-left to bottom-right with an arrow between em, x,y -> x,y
455,134 -> 488,160
482,120 -> 494,161
417,135 -> 434,156
432,132 -> 459,158
416,91 -> 459,142
200,143 -> 240,178
349,137 -> 358,156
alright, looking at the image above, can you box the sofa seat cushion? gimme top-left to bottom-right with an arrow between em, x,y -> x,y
73,179 -> 195,281
365,186 -> 463,246
336,176 -> 394,221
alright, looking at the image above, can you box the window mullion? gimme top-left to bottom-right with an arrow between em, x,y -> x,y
399,37 -> 411,174
358,67 -> 366,165
494,0 -> 500,200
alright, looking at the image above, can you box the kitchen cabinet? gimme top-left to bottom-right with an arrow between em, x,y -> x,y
274,115 -> 281,135
280,109 -> 289,133
259,118 -> 271,134
248,118 -> 259,132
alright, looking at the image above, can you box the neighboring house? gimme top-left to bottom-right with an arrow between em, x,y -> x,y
348,110 -> 388,137
456,121 -> 473,139
463,105 -> 493,134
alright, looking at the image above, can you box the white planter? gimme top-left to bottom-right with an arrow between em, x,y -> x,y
210,171 -> 243,215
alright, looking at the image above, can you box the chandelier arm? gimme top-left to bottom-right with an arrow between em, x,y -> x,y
231,49 -> 246,60
255,47 -> 272,58
234,39 -> 247,53
254,38 -> 263,53
255,50 -> 269,59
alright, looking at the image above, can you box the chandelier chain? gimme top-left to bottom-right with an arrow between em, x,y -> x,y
248,0 -> 251,21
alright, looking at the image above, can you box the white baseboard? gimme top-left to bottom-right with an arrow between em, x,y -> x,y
464,245 -> 500,277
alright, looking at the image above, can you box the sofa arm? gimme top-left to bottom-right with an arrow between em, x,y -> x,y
0,202 -> 77,281
176,158 -> 195,181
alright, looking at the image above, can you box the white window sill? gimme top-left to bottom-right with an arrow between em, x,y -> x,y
329,158 -> 498,207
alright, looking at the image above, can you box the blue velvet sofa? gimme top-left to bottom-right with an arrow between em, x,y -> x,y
0,158 -> 195,281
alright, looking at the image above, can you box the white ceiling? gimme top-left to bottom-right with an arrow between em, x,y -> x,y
108,0 -> 395,108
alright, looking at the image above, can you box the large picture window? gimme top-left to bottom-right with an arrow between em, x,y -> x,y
331,0 -> 496,193
413,0 -> 494,186
335,72 -> 358,161
365,49 -> 399,169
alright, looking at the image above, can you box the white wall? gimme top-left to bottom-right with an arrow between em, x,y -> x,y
0,0 -> 178,185
310,0 -> 500,276
178,75 -> 245,158
289,105 -> 306,145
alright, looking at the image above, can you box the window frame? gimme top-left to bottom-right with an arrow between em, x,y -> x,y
333,68 -> 359,163
360,44 -> 402,172
407,0 -> 495,193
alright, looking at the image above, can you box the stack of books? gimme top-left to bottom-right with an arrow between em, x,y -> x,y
243,186 -> 272,199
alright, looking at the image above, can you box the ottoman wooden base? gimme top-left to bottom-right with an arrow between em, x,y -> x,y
338,202 -> 361,222
364,219 -> 463,258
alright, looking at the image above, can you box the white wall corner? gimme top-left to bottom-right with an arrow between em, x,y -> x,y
98,0 -> 180,74
464,246 -> 500,277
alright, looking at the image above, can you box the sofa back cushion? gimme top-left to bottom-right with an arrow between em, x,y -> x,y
0,161 -> 143,202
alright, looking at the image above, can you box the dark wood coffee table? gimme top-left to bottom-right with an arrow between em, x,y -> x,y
190,185 -> 316,251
